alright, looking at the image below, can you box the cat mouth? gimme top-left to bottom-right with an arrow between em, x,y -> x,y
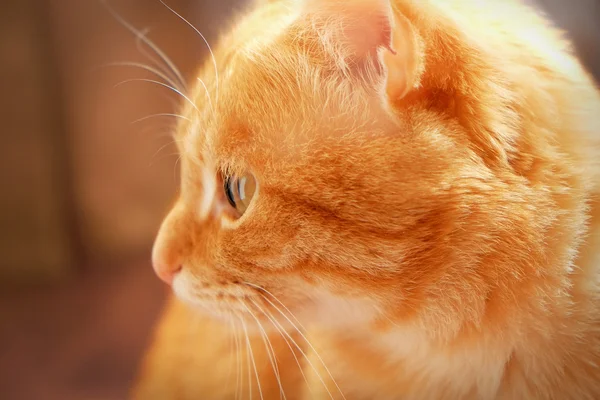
171,275 -> 300,329
179,293 -> 299,335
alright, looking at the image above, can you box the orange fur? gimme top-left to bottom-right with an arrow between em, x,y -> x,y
133,0 -> 600,399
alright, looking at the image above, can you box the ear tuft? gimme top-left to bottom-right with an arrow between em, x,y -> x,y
302,0 -> 396,59
298,0 -> 422,100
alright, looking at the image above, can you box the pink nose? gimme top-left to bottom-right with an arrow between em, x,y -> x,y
152,209 -> 184,286
152,262 -> 182,285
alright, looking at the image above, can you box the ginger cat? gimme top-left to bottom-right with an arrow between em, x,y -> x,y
133,0 -> 600,398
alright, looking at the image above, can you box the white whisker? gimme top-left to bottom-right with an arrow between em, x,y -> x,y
245,283 -> 346,400
239,315 -> 264,400
243,282 -> 308,333
225,313 -> 238,390
254,296 -> 335,400
236,315 -> 252,400
147,137 -> 185,166
241,302 -> 287,400
148,152 -> 179,168
173,155 -> 182,181
149,139 -> 177,161
229,317 -> 243,400
102,61 -> 184,93
134,27 -> 187,91
114,78 -> 199,113
249,298 -> 314,399
132,113 -> 191,124
196,77 -> 215,117
135,121 -> 175,140
158,0 -> 219,104
101,0 -> 187,91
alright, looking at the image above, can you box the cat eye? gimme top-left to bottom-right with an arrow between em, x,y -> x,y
223,172 -> 257,215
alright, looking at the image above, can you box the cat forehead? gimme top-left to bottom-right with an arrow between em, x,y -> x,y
182,60 -> 322,167
176,2 -> 382,172
180,56 -> 381,179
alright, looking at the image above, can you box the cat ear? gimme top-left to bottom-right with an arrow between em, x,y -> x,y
302,0 -> 394,56
299,0 -> 420,99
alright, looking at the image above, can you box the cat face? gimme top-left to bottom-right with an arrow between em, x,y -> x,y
152,0 -> 537,333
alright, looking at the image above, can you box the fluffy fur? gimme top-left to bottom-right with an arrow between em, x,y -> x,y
133,0 -> 600,398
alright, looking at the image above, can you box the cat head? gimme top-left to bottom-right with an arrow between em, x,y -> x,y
152,0 -> 539,336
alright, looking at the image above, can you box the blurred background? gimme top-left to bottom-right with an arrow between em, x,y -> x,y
0,0 -> 598,399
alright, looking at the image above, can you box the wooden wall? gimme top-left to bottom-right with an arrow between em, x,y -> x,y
0,0 -> 74,281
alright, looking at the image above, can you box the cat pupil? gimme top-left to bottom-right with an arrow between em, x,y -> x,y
224,176 -> 237,209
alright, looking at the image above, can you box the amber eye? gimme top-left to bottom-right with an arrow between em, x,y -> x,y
223,172 -> 257,215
